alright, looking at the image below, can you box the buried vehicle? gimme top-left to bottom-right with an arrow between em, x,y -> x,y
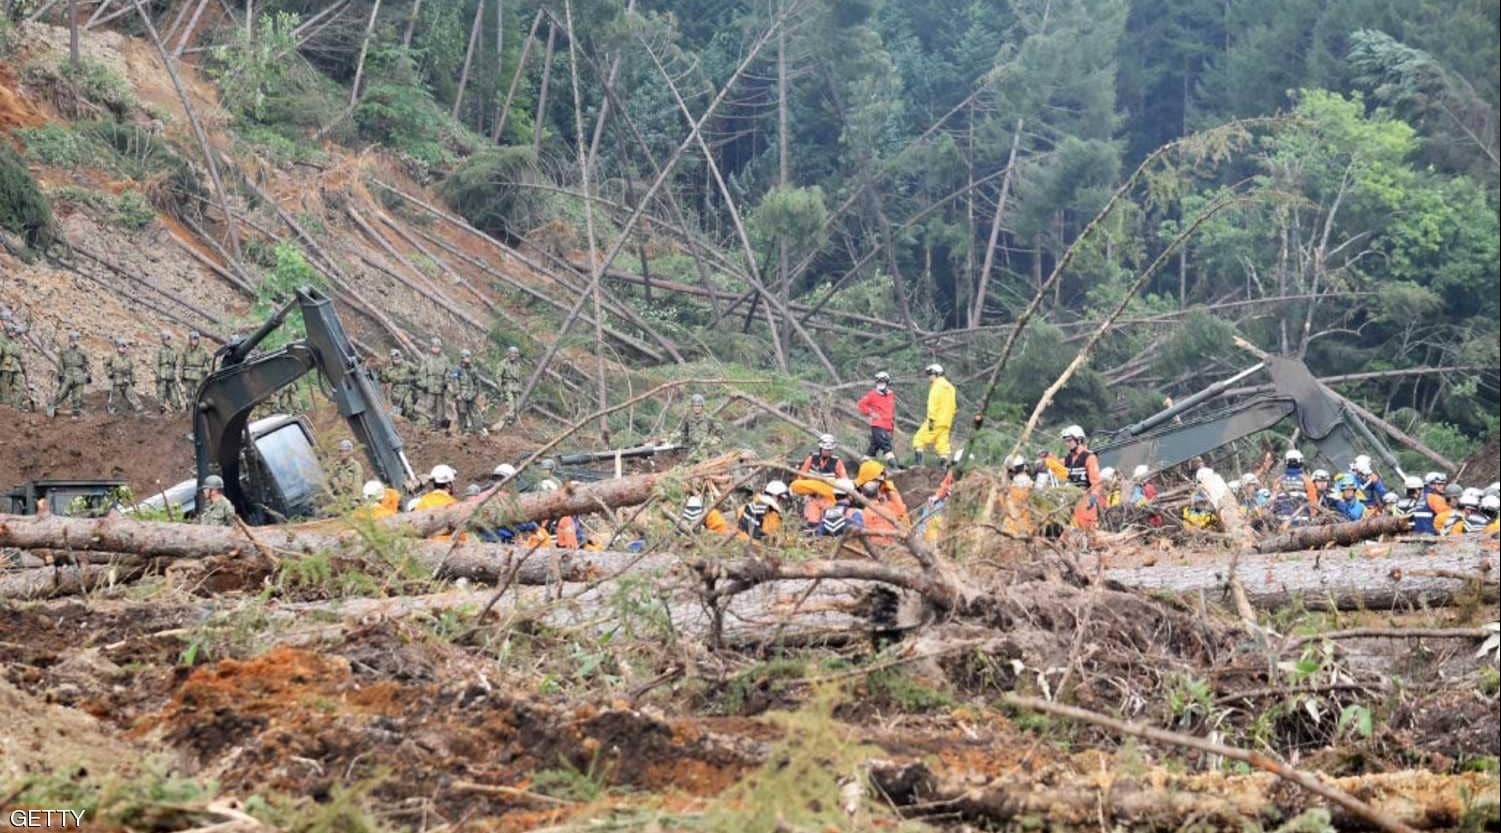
137,414 -> 325,523
4,479 -> 129,517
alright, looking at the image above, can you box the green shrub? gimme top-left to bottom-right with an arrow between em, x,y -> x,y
82,121 -> 206,218
113,190 -> 156,230
17,123 -> 103,167
354,45 -> 449,166
0,144 -> 57,250
24,58 -> 136,119
438,145 -> 547,243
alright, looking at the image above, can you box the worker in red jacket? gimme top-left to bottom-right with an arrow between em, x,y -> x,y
857,371 -> 897,464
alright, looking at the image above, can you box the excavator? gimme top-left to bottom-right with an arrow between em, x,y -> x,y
149,287 -> 418,524
1094,355 -> 1404,478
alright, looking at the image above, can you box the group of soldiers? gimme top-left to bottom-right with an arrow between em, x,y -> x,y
0,320 -> 212,417
379,340 -> 525,434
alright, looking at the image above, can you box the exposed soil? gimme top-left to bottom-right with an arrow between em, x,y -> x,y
0,404 -> 194,494
1460,432 -> 1499,487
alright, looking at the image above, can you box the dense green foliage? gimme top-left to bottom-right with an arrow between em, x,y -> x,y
0,143 -> 56,250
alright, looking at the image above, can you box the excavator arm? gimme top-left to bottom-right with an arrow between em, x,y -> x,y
192,287 -> 416,518
1095,356 -> 1376,476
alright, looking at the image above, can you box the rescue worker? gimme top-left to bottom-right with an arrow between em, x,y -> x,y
1330,474 -> 1367,521
103,338 -> 143,414
1350,455 -> 1387,502
792,473 -> 839,531
1271,449 -> 1317,527
524,480 -> 562,547
150,331 -> 182,413
496,345 -> 524,426
178,331 -> 211,411
1443,489 -> 1486,535
1415,471 -> 1448,535
999,472 -> 1035,538
353,480 -> 399,520
416,338 -> 452,429
855,459 -> 909,525
1,319 -> 30,409
1128,464 -> 1157,506
1480,494 -> 1499,535
735,481 -> 787,541
197,475 -> 237,526
326,439 -> 365,501
48,332 -> 91,418
674,394 -> 722,463
1098,467 -> 1121,508
799,434 -> 848,478
413,464 -> 458,511
1310,469 -> 1333,509
550,510 -> 586,548
453,349 -> 482,435
1182,492 -> 1219,530
815,479 -> 864,537
382,349 -> 417,417
681,495 -> 732,534
911,363 -> 956,466
1380,491 -> 1400,515
1394,475 -> 1424,519
857,371 -> 897,463
1043,425 -> 1102,530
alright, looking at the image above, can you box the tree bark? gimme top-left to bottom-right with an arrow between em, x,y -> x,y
533,19 -> 556,151
1104,540 -> 1498,611
348,0 -> 381,106
451,0 -> 484,120
68,0 -> 80,67
493,6 -> 542,142
400,0 -> 420,47
1254,514 -> 1410,553
968,119 -> 1022,329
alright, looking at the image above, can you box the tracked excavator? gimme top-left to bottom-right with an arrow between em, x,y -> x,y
1094,355 -> 1404,478
142,287 -> 418,525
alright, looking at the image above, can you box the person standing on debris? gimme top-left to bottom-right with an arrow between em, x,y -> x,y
381,349 -> 417,418
104,339 -> 143,415
418,337 -> 451,430
152,331 -> 182,413
0,319 -> 29,409
1270,449 -> 1318,527
326,439 -> 365,502
48,332 -> 91,418
799,434 -> 848,478
1349,455 -> 1387,503
178,331 -> 211,410
413,464 -> 458,511
673,394 -> 723,463
857,372 -> 897,464
1414,472 -> 1450,534
197,475 -> 237,526
1043,425 -> 1102,529
910,364 -> 956,467
1443,488 -> 1487,534
1330,474 -> 1367,521
1310,469 -> 1333,508
1128,465 -> 1157,506
496,345 -> 524,426
453,349 -> 482,435
814,479 -> 864,537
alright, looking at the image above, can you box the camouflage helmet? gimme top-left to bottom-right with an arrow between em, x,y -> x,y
160,330 -> 172,340
461,349 -> 473,361
202,474 -> 225,490
188,330 -> 201,340
430,337 -> 442,348
389,348 -> 401,358
691,394 -> 705,406
68,331 -> 80,341
338,439 -> 354,453
507,345 -> 520,356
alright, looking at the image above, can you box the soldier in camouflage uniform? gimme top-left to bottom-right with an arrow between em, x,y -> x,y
417,337 -> 451,430
674,394 -> 723,463
325,438 -> 365,503
48,332 -> 91,418
381,349 -> 416,417
496,345 -> 524,426
453,349 -> 482,435
178,331 -> 211,411
153,330 -> 182,413
104,338 -> 143,414
197,475 -> 237,526
0,319 -> 29,409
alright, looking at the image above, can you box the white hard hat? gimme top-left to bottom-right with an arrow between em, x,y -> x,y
763,479 -> 789,498
1312,469 -> 1330,481
1459,488 -> 1481,508
1381,492 -> 1398,505
1240,473 -> 1257,485
1195,467 -> 1215,483
1486,482 -> 1499,497
818,433 -> 836,450
924,363 -> 943,375
362,480 -> 384,500
1099,467 -> 1117,481
1424,471 -> 1444,484
1012,473 -> 1032,488
1285,449 -> 1304,463
833,478 -> 856,496
1132,464 -> 1150,479
1007,454 -> 1027,470
685,495 -> 705,509
1352,455 -> 1373,475
1060,425 -> 1086,441
430,464 -> 456,484
1482,494 -> 1500,512
493,463 -> 517,478
1403,475 -> 1423,490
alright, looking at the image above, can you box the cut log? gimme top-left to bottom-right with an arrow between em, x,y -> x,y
868,760 -> 1492,832
1256,514 -> 1411,553
1105,539 -> 1498,610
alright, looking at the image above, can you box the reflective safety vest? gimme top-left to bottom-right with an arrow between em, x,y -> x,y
1062,449 -> 1094,488
1411,490 -> 1440,534
738,502 -> 769,539
1395,496 -> 1421,517
817,504 -> 862,536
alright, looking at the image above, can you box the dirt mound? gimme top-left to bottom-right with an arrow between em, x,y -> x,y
0,678 -> 140,781
0,403 -> 194,494
1459,432 -> 1499,486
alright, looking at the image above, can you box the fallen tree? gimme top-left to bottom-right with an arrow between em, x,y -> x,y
1256,514 -> 1410,553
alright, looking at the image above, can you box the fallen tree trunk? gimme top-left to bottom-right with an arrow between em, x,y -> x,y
1106,540 -> 1498,610
1256,514 -> 1410,553
869,760 -> 1491,831
0,561 -> 148,600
